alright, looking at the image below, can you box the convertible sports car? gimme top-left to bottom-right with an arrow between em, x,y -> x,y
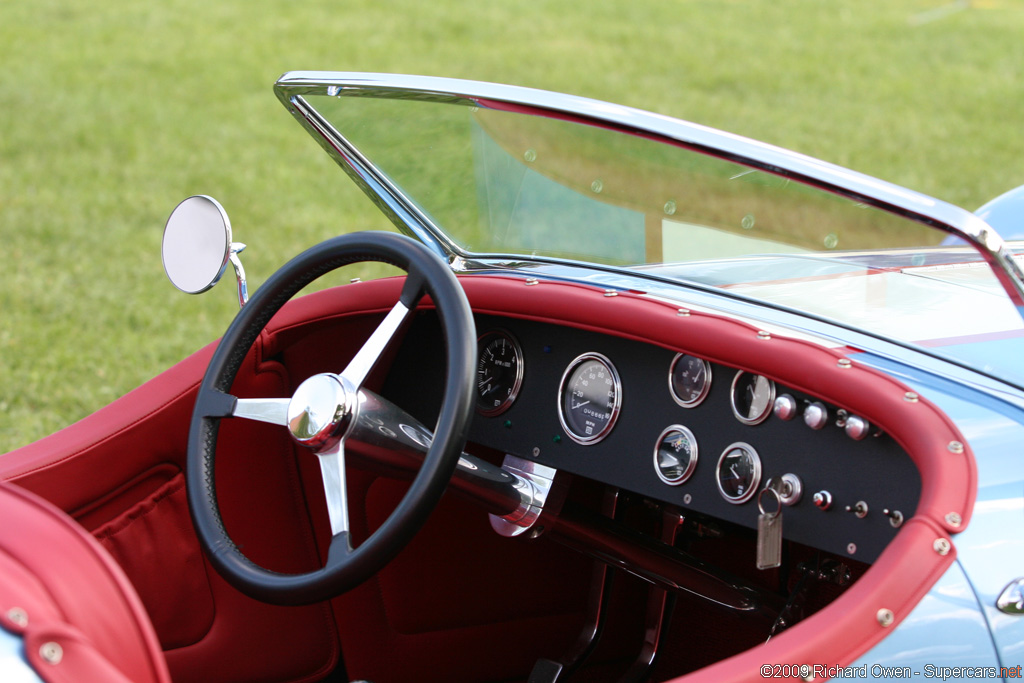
3,72 -> 1024,682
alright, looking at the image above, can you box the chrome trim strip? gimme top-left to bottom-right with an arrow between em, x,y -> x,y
274,71 -> 1024,313
283,94 -> 450,259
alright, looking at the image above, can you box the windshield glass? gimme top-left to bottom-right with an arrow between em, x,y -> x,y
297,88 -> 1024,385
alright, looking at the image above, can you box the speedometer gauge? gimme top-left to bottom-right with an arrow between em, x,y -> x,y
558,353 -> 621,445
476,330 -> 524,416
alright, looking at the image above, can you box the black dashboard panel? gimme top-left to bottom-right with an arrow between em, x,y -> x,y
383,312 -> 921,563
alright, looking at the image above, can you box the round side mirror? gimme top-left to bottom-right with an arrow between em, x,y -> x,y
162,196 -> 232,294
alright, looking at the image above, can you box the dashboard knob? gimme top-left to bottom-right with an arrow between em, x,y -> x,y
803,401 -> 828,430
812,490 -> 832,510
845,415 -> 870,440
773,394 -> 798,421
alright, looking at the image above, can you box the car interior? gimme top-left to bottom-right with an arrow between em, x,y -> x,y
0,235 -> 972,682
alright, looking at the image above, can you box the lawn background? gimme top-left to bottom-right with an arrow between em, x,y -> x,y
2,0 -> 1023,452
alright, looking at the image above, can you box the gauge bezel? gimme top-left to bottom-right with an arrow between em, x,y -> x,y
668,353 -> 713,408
715,441 -> 762,504
557,352 -> 622,445
653,424 -> 699,486
729,371 -> 776,425
475,329 -> 525,417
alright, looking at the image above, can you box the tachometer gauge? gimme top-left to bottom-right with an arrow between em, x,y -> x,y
476,330 -> 524,416
654,425 -> 698,485
558,352 -> 621,445
669,354 -> 712,408
716,442 -> 761,504
730,371 -> 775,425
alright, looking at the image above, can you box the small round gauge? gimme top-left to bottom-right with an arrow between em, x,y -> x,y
476,330 -> 524,416
669,354 -> 712,408
716,442 -> 762,504
558,352 -> 622,445
730,371 -> 775,425
653,425 -> 698,486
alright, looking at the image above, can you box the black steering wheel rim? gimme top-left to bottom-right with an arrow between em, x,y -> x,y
186,231 -> 475,605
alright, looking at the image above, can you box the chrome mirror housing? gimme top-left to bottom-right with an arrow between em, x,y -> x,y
162,195 -> 248,307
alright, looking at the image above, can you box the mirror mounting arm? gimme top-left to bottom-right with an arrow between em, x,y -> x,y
229,242 -> 249,308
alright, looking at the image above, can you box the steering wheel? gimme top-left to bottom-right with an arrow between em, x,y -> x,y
186,231 -> 475,605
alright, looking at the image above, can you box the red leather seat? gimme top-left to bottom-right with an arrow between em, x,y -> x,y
0,481 -> 171,683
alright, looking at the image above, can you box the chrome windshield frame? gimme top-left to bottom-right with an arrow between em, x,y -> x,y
273,71 -> 1024,315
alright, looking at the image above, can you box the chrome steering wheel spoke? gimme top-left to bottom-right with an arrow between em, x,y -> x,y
232,397 -> 291,426
317,441 -> 352,541
339,299 -> 413,391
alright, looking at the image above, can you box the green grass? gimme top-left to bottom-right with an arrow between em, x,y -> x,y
2,0 -> 1023,452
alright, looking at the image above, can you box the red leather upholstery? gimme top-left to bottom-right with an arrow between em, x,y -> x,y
0,480 -> 171,683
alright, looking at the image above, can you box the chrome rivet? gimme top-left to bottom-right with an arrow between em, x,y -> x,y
39,642 -> 63,665
591,179 -> 604,193
741,214 -> 755,230
757,330 -> 771,340
683,493 -> 692,504
837,358 -> 852,369
532,446 -> 541,457
524,149 -> 537,162
800,664 -> 815,681
349,277 -> 361,284
525,278 -> 539,286
677,308 -> 691,317
846,543 -> 857,555
948,441 -> 964,454
824,233 -> 839,249
904,392 -> 919,403
603,290 -> 618,297
933,538 -> 951,556
6,607 -> 27,627
945,512 -> 962,528
876,608 -> 895,627
664,200 -> 677,216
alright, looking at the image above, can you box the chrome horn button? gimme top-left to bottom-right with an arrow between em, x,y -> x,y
287,374 -> 351,450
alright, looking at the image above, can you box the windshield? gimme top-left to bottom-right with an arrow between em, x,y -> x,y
281,74 -> 1024,386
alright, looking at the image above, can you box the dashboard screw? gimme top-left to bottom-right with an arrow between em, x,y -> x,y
846,543 -> 857,555
6,607 -> 27,627
532,446 -> 540,457
933,538 -> 951,556
39,642 -> 63,665
876,608 -> 895,627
